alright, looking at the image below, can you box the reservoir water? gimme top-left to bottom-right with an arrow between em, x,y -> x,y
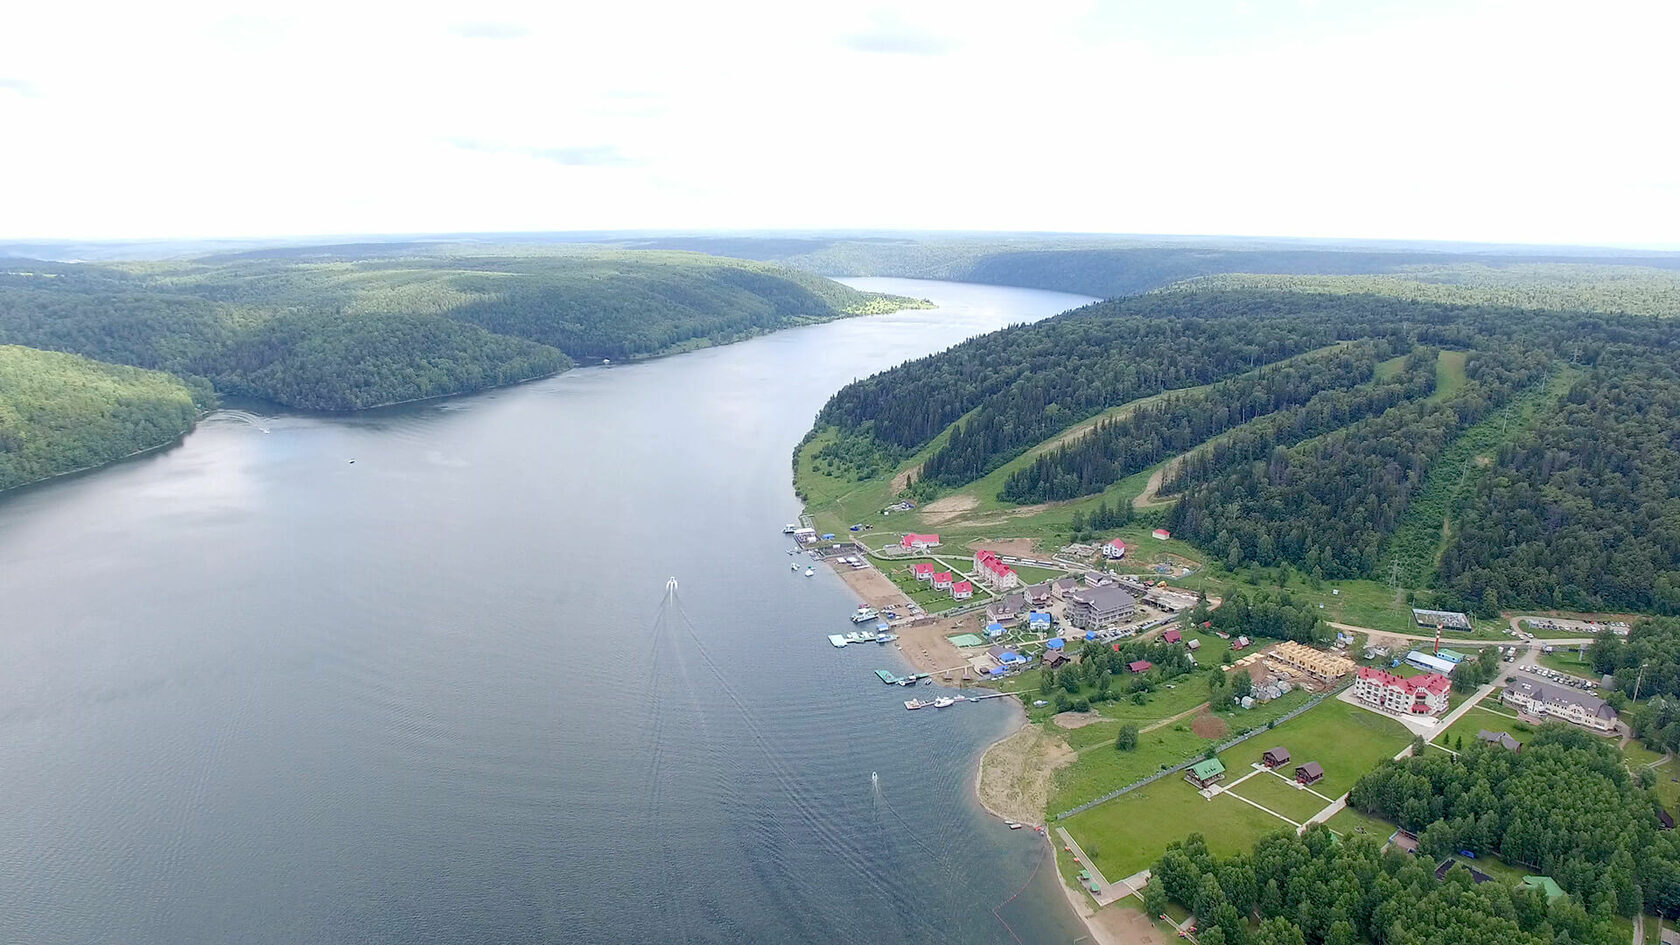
0,278 -> 1098,944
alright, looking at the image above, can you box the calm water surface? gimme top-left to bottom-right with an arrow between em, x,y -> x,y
0,278 -> 1098,944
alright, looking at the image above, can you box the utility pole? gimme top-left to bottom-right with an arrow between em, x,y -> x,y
1634,662 -> 1649,703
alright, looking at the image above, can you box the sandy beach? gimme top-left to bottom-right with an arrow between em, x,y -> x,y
974,720 -> 1073,825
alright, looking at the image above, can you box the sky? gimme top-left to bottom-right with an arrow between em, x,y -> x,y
1,0 -> 1675,247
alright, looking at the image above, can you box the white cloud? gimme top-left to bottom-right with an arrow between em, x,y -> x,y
0,0 -> 1674,246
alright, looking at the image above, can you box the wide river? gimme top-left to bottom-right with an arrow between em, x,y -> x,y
0,278 -> 1098,944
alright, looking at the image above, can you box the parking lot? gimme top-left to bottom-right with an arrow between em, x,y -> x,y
1515,662 -> 1599,692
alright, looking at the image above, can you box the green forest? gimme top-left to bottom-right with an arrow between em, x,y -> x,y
803,273 -> 1680,617
0,248 -> 920,490
0,250 -> 919,410
1149,727 -> 1679,945
0,345 -> 197,491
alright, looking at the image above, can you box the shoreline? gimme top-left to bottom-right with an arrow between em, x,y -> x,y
823,551 -> 1147,945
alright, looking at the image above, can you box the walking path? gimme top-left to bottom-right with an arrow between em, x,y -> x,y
1055,826 -> 1131,907
1303,678 -> 1503,834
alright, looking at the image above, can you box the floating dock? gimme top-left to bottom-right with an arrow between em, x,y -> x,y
831,630 -> 898,648
874,670 -> 933,685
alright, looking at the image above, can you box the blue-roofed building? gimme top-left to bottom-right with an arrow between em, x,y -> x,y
986,622 -> 1006,637
1027,611 -> 1052,631
1045,638 -> 1065,650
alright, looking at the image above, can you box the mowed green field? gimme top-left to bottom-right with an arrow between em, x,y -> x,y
1436,701 -> 1529,750
1226,769 -> 1333,823
1057,696 -> 1413,879
1062,780 -> 1296,881
1234,698 -> 1413,797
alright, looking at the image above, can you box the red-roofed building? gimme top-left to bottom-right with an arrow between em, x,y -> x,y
901,533 -> 941,551
973,549 -> 1020,590
1353,666 -> 1450,716
1162,628 -> 1182,644
1127,660 -> 1153,674
912,563 -> 936,582
951,580 -> 974,600
932,572 -> 954,590
1102,538 -> 1127,560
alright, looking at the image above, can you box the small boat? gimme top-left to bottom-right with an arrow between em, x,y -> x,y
850,606 -> 879,623
1007,822 -> 1023,830
876,633 -> 898,643
905,698 -> 934,710
933,697 -> 956,708
791,563 -> 799,571
783,524 -> 798,534
804,567 -> 815,577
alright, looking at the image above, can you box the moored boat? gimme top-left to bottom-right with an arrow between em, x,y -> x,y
904,698 -> 934,710
933,696 -> 956,708
850,606 -> 880,623
804,567 -> 814,576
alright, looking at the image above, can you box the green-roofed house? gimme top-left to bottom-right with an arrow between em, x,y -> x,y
1519,876 -> 1566,901
1436,648 -> 1468,664
1185,757 -> 1226,789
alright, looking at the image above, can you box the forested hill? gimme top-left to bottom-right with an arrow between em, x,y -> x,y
0,250 -> 922,413
0,345 -> 197,492
802,283 -> 1680,617
613,234 -> 1680,299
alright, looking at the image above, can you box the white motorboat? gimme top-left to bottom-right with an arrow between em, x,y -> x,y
933,697 -> 956,708
850,606 -> 880,623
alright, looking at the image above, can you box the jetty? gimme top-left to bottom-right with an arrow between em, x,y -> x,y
874,669 -> 933,686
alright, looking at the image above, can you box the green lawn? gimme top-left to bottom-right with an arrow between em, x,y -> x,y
1063,780 -> 1297,880
1238,697 -> 1414,797
1622,739 -> 1667,770
1436,703 -> 1530,751
1536,646 -> 1595,677
877,558 -> 965,611
1013,564 -> 1071,585
1226,770 -> 1332,823
1050,726 -> 1213,813
1324,805 -> 1396,840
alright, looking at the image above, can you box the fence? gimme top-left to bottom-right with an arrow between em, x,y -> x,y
1053,686 -> 1342,821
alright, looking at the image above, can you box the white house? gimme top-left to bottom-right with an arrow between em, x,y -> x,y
1102,538 -> 1127,560
973,550 -> 1020,590
1353,667 -> 1450,717
1501,680 -> 1618,732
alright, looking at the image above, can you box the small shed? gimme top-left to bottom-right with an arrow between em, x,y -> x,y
1043,650 -> 1070,669
1127,660 -> 1152,674
1660,807 -> 1676,831
1185,757 -> 1226,789
1262,747 -> 1291,768
1475,729 -> 1521,753
1186,638 -> 1202,651
985,621 -> 1006,637
1294,761 -> 1325,786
